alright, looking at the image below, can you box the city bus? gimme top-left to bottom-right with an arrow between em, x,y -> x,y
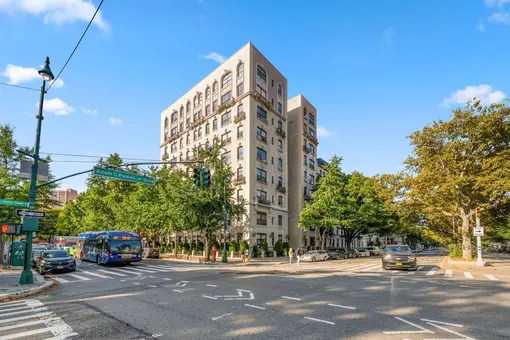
76,231 -> 142,265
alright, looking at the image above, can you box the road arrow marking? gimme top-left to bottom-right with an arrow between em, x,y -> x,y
212,313 -> 232,321
214,289 -> 254,300
383,317 -> 435,335
175,281 -> 189,287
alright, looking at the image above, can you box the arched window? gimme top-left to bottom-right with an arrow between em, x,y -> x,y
197,93 -> 202,106
212,81 -> 218,93
164,146 -> 168,155
171,111 -> 178,123
180,106 -> 184,118
277,83 -> 282,98
164,117 -> 168,128
206,87 -> 211,101
186,101 -> 191,114
256,65 -> 267,84
221,72 -> 232,88
237,62 -> 244,78
194,95 -> 198,108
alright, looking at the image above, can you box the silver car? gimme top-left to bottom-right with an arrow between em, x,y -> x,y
301,250 -> 328,262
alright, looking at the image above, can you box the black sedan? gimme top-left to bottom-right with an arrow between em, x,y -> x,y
31,249 -> 44,268
36,250 -> 76,274
381,245 -> 417,271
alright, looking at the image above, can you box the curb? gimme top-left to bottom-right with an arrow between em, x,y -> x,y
0,280 -> 56,302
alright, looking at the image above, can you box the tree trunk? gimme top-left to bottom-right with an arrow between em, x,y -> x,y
461,213 -> 472,260
205,232 -> 210,261
320,229 -> 327,250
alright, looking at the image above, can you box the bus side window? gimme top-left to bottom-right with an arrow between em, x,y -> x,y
104,239 -> 110,252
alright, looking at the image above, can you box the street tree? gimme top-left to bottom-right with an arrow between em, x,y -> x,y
403,101 -> 510,260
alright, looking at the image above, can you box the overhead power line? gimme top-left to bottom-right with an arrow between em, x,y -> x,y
46,0 -> 105,92
40,152 -> 161,163
0,82 -> 39,92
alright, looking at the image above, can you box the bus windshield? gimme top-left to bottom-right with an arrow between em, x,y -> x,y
110,239 -> 141,254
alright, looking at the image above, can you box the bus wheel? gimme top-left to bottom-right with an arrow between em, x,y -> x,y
96,256 -> 100,265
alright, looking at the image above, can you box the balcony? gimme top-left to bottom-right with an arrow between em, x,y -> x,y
232,176 -> 246,186
309,164 -> 315,170
253,91 -> 272,111
302,145 -> 311,153
257,113 -> 268,124
256,176 -> 267,184
190,116 -> 206,129
233,112 -> 246,123
276,185 -> 286,194
221,137 -> 232,146
256,219 -> 267,226
257,197 -> 271,206
303,131 -> 319,145
162,153 -> 169,160
168,132 -> 182,144
217,97 -> 236,113
276,127 -> 286,138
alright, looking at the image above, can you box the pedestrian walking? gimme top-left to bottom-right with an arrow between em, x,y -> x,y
297,248 -> 302,265
289,248 -> 294,264
244,248 -> 250,263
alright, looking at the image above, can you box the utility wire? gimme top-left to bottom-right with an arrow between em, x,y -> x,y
40,152 -> 161,163
0,82 -> 39,92
46,0 -> 105,92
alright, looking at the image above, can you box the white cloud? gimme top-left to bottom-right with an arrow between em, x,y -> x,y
317,126 -> 334,138
52,78 -> 64,88
109,117 -> 122,126
41,98 -> 75,116
0,0 -> 109,31
488,11 -> 510,24
382,26 -> 396,47
202,52 -> 226,64
2,64 -> 65,87
477,23 -> 486,31
441,84 -> 506,107
81,108 -> 98,115
484,0 -> 510,7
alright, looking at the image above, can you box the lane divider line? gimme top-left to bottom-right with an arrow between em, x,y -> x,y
304,317 -> 335,325
328,303 -> 356,310
245,304 -> 266,310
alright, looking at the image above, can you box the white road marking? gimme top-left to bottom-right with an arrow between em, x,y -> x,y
281,296 -> 301,301
0,307 -> 47,317
163,278 -> 172,281
361,264 -> 383,271
245,304 -> 266,310
417,266 -> 424,271
175,281 -> 189,287
464,272 -> 473,279
66,273 -> 91,281
52,277 -> 72,284
120,280 -> 126,282
44,333 -> 79,340
147,285 -> 157,288
98,269 -> 127,277
304,317 -> 335,325
206,284 -> 218,287
401,280 -> 417,283
0,303 -> 43,313
146,265 -> 176,270
172,289 -> 184,293
0,317 -> 60,331
77,270 -> 113,279
328,303 -> 356,310
383,316 -> 434,334
444,270 -> 452,278
485,274 -> 498,281
0,311 -> 53,324
426,267 -> 438,276
122,267 -> 157,273
0,300 -> 36,307
201,295 -> 217,300
148,276 -> 156,278
108,267 -> 143,275
212,313 -> 232,321
136,266 -> 168,272
152,334 -> 163,338
133,282 -> 140,285
425,321 -> 472,339
420,319 -> 463,327
0,325 -> 58,340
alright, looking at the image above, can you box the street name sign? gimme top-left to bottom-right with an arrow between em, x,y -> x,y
93,167 -> 155,185
0,199 -> 29,208
16,210 -> 46,218
474,227 -> 484,236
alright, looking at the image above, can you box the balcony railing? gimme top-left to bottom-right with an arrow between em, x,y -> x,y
162,153 -> 169,160
190,116 -> 206,129
303,145 -> 311,153
253,91 -> 272,111
257,197 -> 271,206
257,113 -> 268,123
233,112 -> 246,123
256,176 -> 267,184
276,127 -> 286,138
221,137 -> 232,146
217,97 -> 236,113
276,185 -> 286,194
256,135 -> 267,143
256,219 -> 267,226
232,176 -> 246,185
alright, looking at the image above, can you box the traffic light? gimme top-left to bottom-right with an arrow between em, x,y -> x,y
201,168 -> 211,188
193,168 -> 201,187
475,207 -> 481,216
1,224 -> 8,233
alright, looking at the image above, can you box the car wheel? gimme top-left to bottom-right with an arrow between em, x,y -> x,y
38,265 -> 45,275
70,267 -> 76,272
312,257 -> 316,262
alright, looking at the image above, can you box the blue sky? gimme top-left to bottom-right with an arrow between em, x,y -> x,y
0,0 -> 508,192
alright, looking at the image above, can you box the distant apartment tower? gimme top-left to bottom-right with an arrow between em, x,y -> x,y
287,94 -> 319,249
160,42 -> 289,247
52,189 -> 78,207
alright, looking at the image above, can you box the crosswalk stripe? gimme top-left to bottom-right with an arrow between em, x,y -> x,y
485,274 -> 498,281
122,267 -> 157,273
66,273 -> 91,281
0,300 -> 36,307
417,266 -> 424,271
137,266 -> 170,272
77,270 -> 113,279
0,307 -> 47,317
52,277 -> 71,283
360,264 -> 382,271
98,269 -> 127,277
0,311 -> 53,324
464,272 -> 473,279
108,268 -> 141,275
445,269 -> 452,278
0,303 -> 42,313
0,324 -> 61,340
44,332 -> 79,340
146,265 -> 177,270
0,317 -> 60,331
426,267 -> 438,276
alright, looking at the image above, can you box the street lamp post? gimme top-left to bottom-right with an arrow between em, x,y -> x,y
19,57 -> 54,285
222,176 -> 229,263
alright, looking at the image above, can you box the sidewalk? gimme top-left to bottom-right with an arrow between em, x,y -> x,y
0,266 -> 55,301
159,253 -> 289,266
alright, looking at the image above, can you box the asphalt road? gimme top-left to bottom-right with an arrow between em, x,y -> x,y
1,255 -> 509,340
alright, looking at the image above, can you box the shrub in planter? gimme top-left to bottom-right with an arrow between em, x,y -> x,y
240,240 -> 249,253
274,240 -> 283,256
190,241 -> 197,251
252,245 -> 258,258
282,242 -> 289,255
176,242 -> 183,252
261,240 -> 269,255
183,242 -> 190,252
229,240 -> 239,253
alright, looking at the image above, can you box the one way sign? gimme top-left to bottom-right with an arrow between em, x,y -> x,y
16,210 -> 46,218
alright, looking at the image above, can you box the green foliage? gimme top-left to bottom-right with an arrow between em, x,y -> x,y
229,240 -> 239,253
197,241 -> 204,252
260,240 -> 269,254
282,242 -> 289,254
274,240 -> 283,256
239,240 -> 249,252
252,244 -> 258,258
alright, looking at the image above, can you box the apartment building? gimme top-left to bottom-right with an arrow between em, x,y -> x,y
287,94 -> 320,249
160,42 -> 289,248
51,189 -> 78,207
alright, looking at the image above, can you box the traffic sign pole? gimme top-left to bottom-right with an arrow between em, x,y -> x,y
476,216 -> 483,266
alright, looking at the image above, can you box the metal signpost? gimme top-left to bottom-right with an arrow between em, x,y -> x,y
93,167 -> 155,185
0,199 -> 29,208
475,208 -> 484,266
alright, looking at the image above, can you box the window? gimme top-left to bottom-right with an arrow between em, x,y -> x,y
256,65 -> 267,84
186,134 -> 190,145
237,146 -> 244,160
237,167 -> 244,180
221,131 -> 231,145
278,234 -> 282,242
303,123 -> 307,133
309,144 -> 315,154
256,85 -> 266,98
277,102 -> 282,114
221,111 -> 231,126
205,123 -> 210,134
278,196 -> 283,207
256,127 -> 267,142
309,159 -> 315,170
198,127 -> 202,138
221,91 -> 232,104
193,130 -> 197,141
164,132 -> 168,142
277,83 -> 282,97
237,103 -> 244,116
179,138 -> 183,149
237,62 -> 244,78
205,105 -> 210,116
179,122 -> 183,132
237,83 -> 244,96
197,110 -> 202,119
256,233 -> 267,245
277,120 -> 282,129
237,188 -> 243,201
310,128 -> 315,138
171,142 -> 177,153
278,215 -> 283,227
277,139 -> 283,152
186,101 -> 191,114
278,158 -> 283,170
206,87 -> 211,101
256,168 -> 267,183
308,114 -> 315,126
257,189 -> 267,200
277,176 -> 283,186
221,151 -> 231,163
213,100 -> 218,112
256,148 -> 267,162
180,107 -> 184,119
257,106 -> 267,122
256,212 -> 267,226
187,117 -> 191,127
309,174 -> 315,185
186,150 -> 190,160
237,125 -> 243,138
303,155 -> 307,165
194,95 -> 199,108
213,119 -> 218,130
221,72 -> 232,88
212,81 -> 218,93
171,126 -> 178,136
164,146 -> 168,155
164,117 -> 169,128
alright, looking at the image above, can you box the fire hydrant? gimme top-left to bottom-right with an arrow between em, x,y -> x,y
212,246 -> 217,262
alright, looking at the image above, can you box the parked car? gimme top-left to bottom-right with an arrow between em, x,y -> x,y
356,248 -> 371,257
31,249 -> 44,268
142,248 -> 160,259
327,251 -> 339,260
35,250 -> 76,275
345,249 -> 359,258
301,250 -> 328,262
335,248 -> 348,259
365,247 -> 381,256
381,245 -> 417,271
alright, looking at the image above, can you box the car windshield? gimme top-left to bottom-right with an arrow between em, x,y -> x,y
385,246 -> 411,253
111,240 -> 142,254
305,251 -> 317,255
43,251 -> 68,258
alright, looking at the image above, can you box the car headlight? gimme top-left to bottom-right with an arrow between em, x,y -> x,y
384,254 -> 392,259
409,257 -> 416,262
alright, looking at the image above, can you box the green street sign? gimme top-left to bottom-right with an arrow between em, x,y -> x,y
0,199 -> 29,208
93,167 -> 155,185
